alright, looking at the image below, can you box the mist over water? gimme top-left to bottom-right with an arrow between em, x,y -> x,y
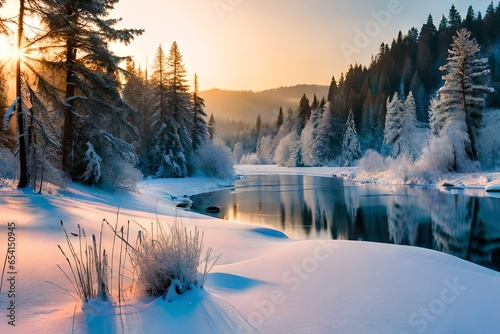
191,175 -> 500,271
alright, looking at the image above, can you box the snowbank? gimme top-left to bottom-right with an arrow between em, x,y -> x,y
0,168 -> 499,333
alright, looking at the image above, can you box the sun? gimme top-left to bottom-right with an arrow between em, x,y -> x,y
0,36 -> 23,63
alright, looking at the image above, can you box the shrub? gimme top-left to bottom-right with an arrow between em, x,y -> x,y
359,149 -> 387,172
192,142 -> 234,179
101,158 -> 143,192
57,215 -> 218,305
129,221 -> 216,299
240,153 -> 268,165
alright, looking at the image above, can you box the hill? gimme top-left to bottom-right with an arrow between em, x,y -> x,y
200,84 -> 329,124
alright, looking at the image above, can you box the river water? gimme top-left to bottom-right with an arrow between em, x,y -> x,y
190,174 -> 500,271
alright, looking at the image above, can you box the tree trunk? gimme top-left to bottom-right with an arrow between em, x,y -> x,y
16,0 -> 28,188
61,7 -> 76,174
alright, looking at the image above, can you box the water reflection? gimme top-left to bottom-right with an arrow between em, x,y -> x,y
190,175 -> 500,271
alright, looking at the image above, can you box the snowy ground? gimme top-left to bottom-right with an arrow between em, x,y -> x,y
0,165 -> 499,333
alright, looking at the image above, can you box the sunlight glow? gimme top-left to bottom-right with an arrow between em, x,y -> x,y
0,36 -> 25,63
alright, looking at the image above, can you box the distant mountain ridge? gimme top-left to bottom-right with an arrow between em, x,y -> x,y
200,84 -> 329,124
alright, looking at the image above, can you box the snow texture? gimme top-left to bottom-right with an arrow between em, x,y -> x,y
0,165 -> 499,333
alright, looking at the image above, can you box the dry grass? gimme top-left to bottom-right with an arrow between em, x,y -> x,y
57,221 -> 108,302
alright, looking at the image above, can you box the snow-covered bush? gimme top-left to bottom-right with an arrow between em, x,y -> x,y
192,142 -> 234,179
0,147 -> 16,179
274,132 -> 301,167
232,142 -> 245,164
240,153 -> 266,165
358,149 -> 387,172
132,221 -> 215,297
256,135 -> 274,164
419,121 -> 478,174
101,158 -> 143,192
390,154 -> 423,183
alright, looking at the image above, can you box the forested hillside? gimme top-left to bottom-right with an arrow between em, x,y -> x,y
200,85 -> 328,124
226,2 -> 500,176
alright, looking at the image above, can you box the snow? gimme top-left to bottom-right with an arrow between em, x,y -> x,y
1,166 -> 499,333
3,97 -> 19,129
485,180 -> 500,192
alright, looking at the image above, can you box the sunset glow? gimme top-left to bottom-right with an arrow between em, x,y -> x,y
113,0 -> 493,91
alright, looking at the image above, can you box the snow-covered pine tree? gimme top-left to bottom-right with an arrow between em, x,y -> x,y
256,135 -> 274,163
81,142 -> 102,185
383,92 -> 403,157
272,107 -> 294,153
27,0 -> 143,184
274,131 -> 301,167
300,119 -> 314,166
312,106 -> 337,165
342,109 -> 361,166
436,28 -> 493,161
139,44 -> 187,178
191,74 -> 208,150
300,104 -> 324,166
399,92 -> 422,160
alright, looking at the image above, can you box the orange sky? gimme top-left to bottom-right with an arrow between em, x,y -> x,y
1,0 -> 495,91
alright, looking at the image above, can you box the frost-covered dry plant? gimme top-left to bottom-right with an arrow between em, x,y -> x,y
57,221 -> 108,303
130,220 -> 217,298
56,217 -> 217,305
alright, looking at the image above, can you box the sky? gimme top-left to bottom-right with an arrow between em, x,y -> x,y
111,0 -> 494,91
1,0 -> 496,91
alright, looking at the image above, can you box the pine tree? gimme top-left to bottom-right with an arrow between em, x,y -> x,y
417,15 -> 437,91
166,41 -> 192,167
399,92 -> 421,159
191,74 -> 208,150
311,94 -> 319,111
123,59 -> 149,145
30,0 -> 143,183
272,107 -> 294,155
139,43 -> 192,178
383,92 -> 403,156
448,5 -> 462,27
208,113 -> 216,141
327,76 -> 338,106
276,107 -> 284,129
465,6 -> 475,31
439,15 -> 449,31
437,28 -> 493,161
312,107 -> 337,165
301,104 -> 324,166
256,114 -> 262,134
297,93 -> 311,131
342,109 -> 361,166
151,45 -> 168,120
